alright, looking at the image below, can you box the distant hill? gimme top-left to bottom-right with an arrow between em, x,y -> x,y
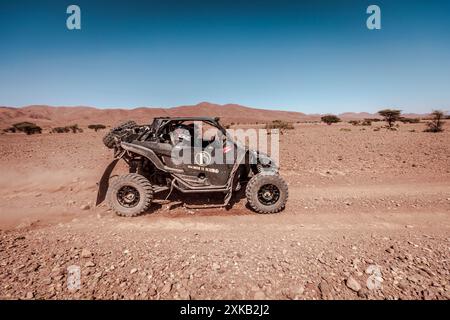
0,102 -> 429,128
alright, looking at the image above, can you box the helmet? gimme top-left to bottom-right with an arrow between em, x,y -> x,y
170,126 -> 191,146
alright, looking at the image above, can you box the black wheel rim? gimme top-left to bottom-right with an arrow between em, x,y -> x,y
257,184 -> 280,206
117,186 -> 140,208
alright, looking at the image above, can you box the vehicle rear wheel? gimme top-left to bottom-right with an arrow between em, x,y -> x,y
107,173 -> 153,217
245,172 -> 288,214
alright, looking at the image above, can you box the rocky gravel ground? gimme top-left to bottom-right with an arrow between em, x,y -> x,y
0,122 -> 449,300
1,212 -> 449,300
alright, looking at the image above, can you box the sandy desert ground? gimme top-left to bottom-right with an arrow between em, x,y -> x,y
0,121 -> 449,300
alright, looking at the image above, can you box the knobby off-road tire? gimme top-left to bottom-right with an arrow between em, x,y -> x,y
107,173 -> 153,217
102,132 -> 116,149
245,172 -> 288,214
102,120 -> 137,149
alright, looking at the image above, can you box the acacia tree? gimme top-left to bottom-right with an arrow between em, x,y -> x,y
378,109 -> 401,128
321,115 -> 341,125
424,110 -> 445,133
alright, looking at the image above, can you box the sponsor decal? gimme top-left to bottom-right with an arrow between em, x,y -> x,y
187,165 -> 219,174
223,145 -> 233,153
194,151 -> 212,166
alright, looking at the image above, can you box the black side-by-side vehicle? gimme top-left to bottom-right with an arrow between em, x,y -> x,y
96,117 -> 288,216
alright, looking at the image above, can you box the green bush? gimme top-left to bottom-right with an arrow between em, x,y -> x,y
399,117 -> 420,124
321,115 -> 341,125
52,124 -> 83,134
70,124 -> 83,133
265,120 -> 294,130
52,126 -> 70,133
10,122 -> 42,135
88,124 -> 106,132
349,119 -> 372,126
3,127 -> 17,133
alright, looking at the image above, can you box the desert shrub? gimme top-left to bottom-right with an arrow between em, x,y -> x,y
52,124 -> 83,133
321,115 -> 341,125
373,127 -> 381,131
265,120 -> 294,130
424,110 -> 445,133
340,128 -> 351,132
11,122 -> 42,135
399,117 -> 420,124
52,126 -> 70,133
69,124 -> 83,133
3,127 -> 17,133
88,124 -> 106,132
365,118 -> 381,122
349,119 -> 371,126
378,109 -> 401,128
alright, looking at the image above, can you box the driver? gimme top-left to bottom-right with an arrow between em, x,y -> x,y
169,125 -> 192,146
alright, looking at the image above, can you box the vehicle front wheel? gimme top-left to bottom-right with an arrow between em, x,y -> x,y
245,173 -> 288,214
107,173 -> 153,217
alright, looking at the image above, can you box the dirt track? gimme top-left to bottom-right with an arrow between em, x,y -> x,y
0,122 -> 449,299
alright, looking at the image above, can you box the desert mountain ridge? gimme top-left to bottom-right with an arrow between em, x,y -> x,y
0,102 -> 429,128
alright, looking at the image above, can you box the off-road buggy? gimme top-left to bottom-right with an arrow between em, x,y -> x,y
96,117 -> 288,216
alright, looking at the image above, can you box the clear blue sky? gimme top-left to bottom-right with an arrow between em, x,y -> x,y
1,0 -> 449,113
